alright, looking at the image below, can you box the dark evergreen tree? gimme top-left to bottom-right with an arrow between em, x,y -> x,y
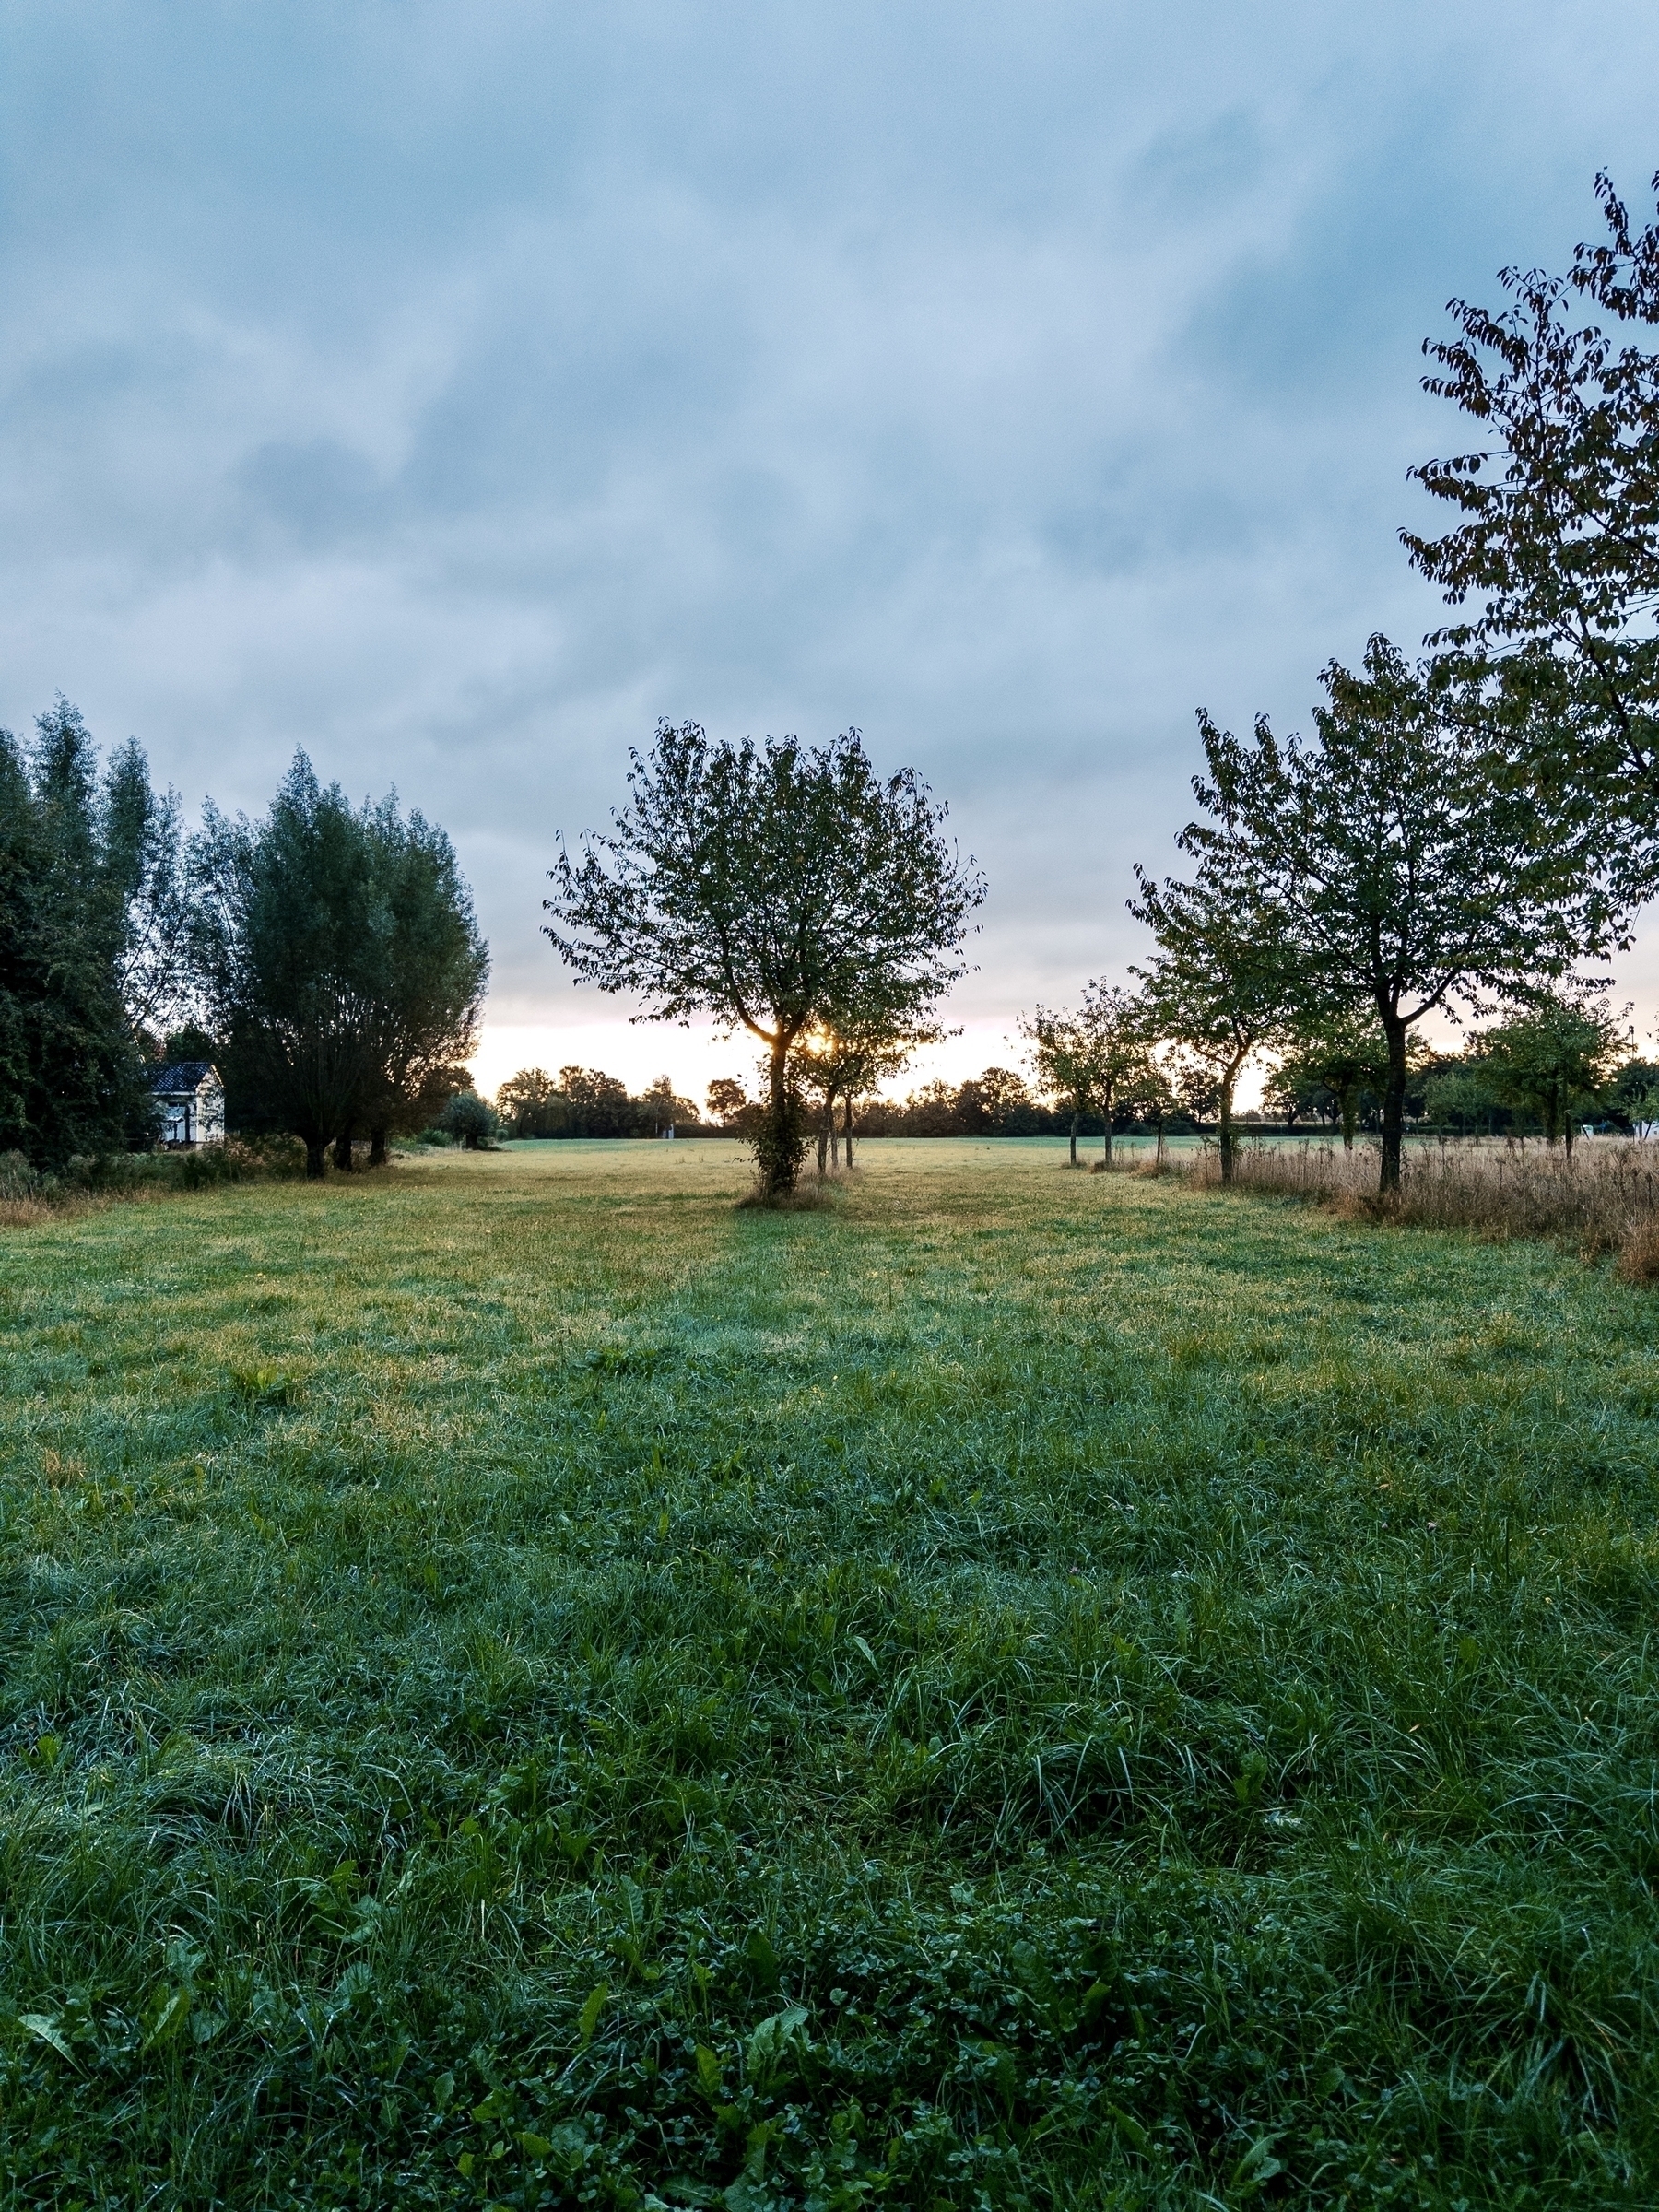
0,702 -> 158,1168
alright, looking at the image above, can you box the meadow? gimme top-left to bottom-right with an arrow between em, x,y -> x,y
1,1138 -> 1656,2209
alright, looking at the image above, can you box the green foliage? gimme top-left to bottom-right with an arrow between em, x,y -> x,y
0,702 -> 163,1168
1,1143 -> 1656,2205
1405,171 -> 1659,896
1021,983 -> 1153,1165
437,1090 -> 500,1149
545,722 -> 984,1195
1475,989 -> 1631,1146
1130,870 -> 1294,1185
1269,1018 -> 1396,1148
192,755 -> 487,1176
1169,638 -> 1596,1195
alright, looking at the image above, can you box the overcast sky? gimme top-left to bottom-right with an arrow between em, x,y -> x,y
6,2 -> 1659,1100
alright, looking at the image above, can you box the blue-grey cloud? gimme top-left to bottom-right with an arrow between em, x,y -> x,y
6,0 -> 1659,1070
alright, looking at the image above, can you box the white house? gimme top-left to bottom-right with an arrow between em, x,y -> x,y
150,1061 -> 226,1148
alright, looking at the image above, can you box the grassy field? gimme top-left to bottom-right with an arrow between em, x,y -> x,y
2,1139 -> 1656,2209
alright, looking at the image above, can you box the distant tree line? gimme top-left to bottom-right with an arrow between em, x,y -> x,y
495,1065 -> 701,1138
2,709 -> 487,1177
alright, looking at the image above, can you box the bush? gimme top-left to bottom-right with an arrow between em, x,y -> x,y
0,1139 -> 309,1225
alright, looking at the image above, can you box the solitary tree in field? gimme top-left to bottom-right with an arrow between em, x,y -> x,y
439,1089 -> 499,1149
1405,171 -> 1659,892
1168,638 -> 1600,1194
1129,871 -> 1294,1185
545,723 -> 983,1198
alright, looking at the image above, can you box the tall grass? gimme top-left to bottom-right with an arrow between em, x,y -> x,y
1187,1132 -> 1659,1258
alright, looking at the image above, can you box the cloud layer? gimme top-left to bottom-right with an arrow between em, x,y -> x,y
6,1 -> 1659,1091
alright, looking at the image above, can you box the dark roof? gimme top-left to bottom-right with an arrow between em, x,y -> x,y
150,1061 -> 220,1095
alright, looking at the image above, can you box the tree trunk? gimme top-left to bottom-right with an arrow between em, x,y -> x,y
1069,1110 -> 1077,1167
818,1100 -> 830,1178
756,1036 -> 803,1197
1218,1069 -> 1238,1184
1379,1012 -> 1409,1196
1155,1119 -> 1166,1170
305,1139 -> 326,1180
333,1125 -> 354,1171
1101,1083 -> 1112,1169
1340,1082 -> 1358,1151
369,1127 -> 387,1168
843,1093 -> 853,1167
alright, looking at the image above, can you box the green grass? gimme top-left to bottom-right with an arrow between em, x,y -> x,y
2,1138 -> 1656,2209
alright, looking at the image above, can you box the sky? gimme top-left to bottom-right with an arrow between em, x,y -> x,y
6,1 -> 1659,1105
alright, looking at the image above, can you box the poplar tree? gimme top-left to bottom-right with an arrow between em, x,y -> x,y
0,701 -> 161,1166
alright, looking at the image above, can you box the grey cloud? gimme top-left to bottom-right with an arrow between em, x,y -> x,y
5,0 -> 1659,1049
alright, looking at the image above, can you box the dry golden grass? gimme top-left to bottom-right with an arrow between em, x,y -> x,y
1189,1133 -> 1659,1257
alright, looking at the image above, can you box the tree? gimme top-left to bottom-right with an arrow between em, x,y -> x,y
1267,1016 -> 1391,1151
1021,982 -> 1150,1169
798,1010 -> 941,1171
349,799 -> 488,1167
1476,988 -> 1630,1154
194,759 -> 487,1177
1123,1050 -> 1181,1169
1165,638 -> 1597,1194
193,756 -> 388,1178
1022,1006 -> 1101,1166
1404,171 -> 1659,892
545,723 -> 983,1197
1613,1055 -> 1659,1132
557,1066 -> 639,1137
99,737 -> 195,1047
438,1090 -> 500,1149
1129,869 -> 1294,1186
704,1077 -> 760,1135
497,1066 -> 561,1138
0,702 -> 159,1167
640,1074 -> 700,1134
